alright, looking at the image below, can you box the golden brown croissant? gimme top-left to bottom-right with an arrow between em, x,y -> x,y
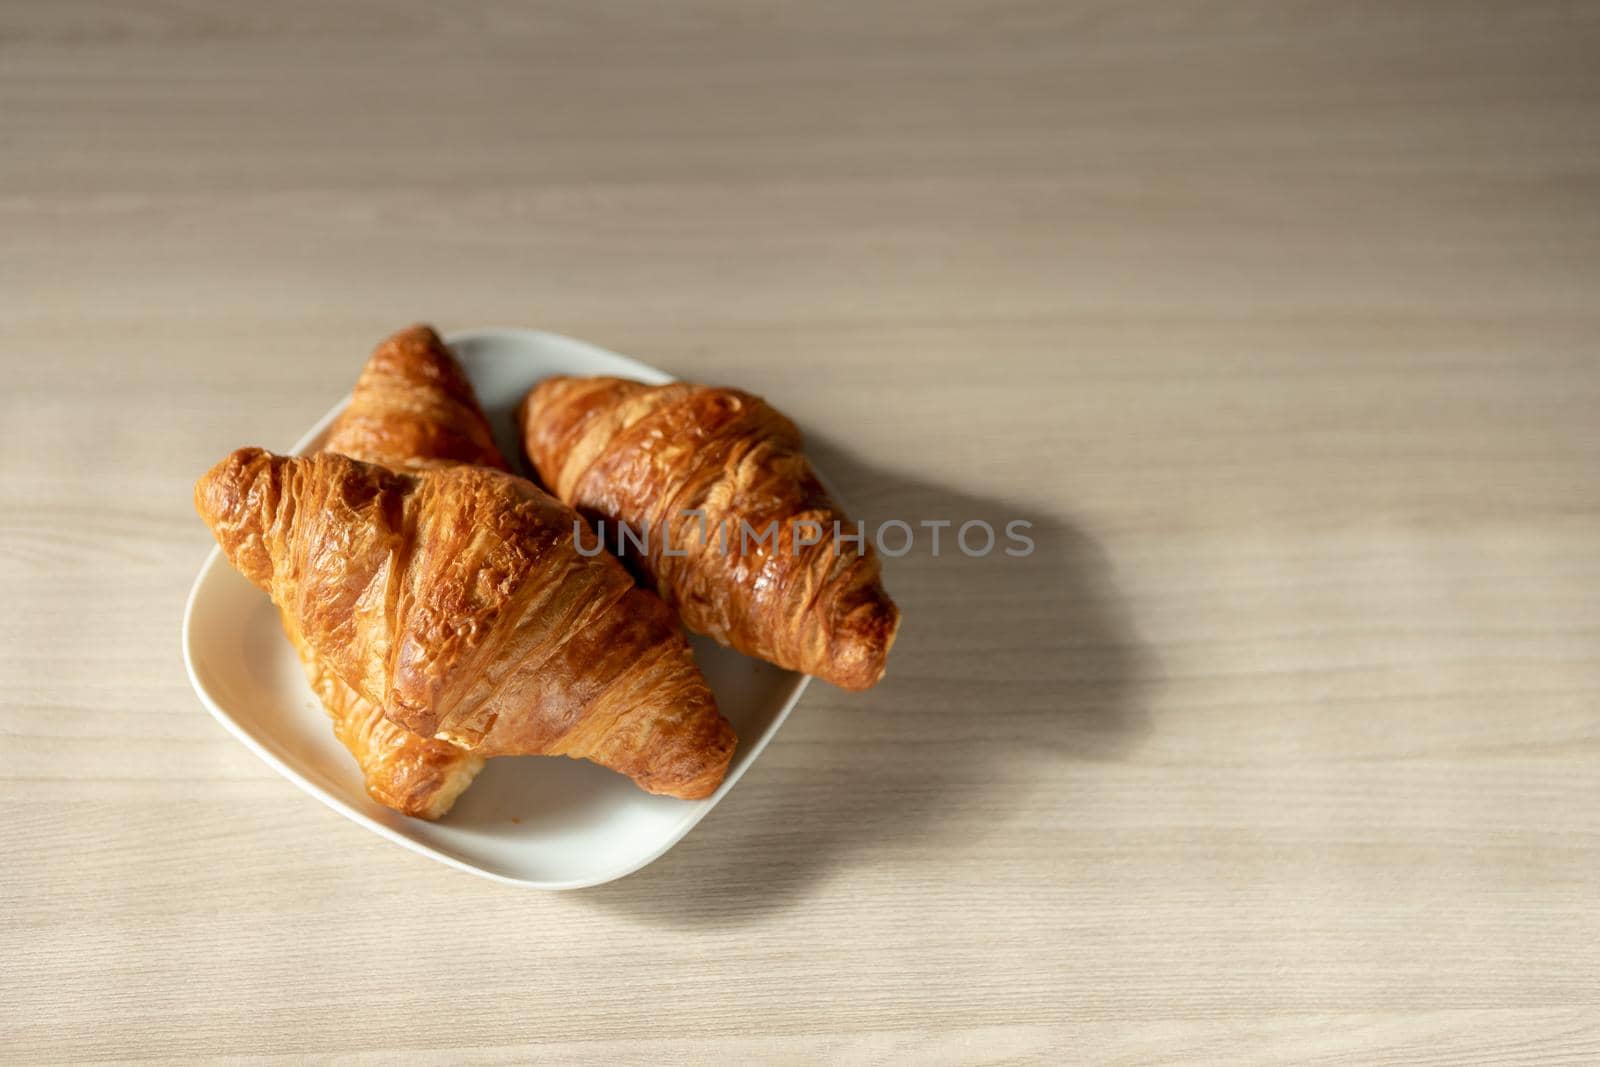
286,324 -> 501,819
324,324 -> 508,474
284,606 -> 483,819
196,447 -> 736,799
518,377 -> 900,691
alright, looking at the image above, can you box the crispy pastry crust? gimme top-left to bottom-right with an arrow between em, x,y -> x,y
324,325 -> 508,474
518,377 -> 900,690
286,613 -> 482,820
283,324 -> 498,818
196,448 -> 735,800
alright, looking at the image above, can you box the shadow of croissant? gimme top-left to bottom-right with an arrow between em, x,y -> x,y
581,434 -> 1153,925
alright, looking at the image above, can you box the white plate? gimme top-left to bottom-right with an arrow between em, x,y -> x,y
182,328 -> 811,889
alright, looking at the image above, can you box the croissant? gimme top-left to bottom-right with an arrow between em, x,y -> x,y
518,377 -> 900,691
196,447 -> 736,799
287,324 -> 503,819
323,324 -> 508,474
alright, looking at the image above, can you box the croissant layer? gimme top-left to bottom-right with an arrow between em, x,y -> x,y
284,324 -> 497,818
324,324 -> 507,473
197,447 -> 735,800
286,615 -> 483,819
519,377 -> 899,691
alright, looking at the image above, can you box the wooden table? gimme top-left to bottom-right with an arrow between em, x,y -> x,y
5,3 -> 1599,1062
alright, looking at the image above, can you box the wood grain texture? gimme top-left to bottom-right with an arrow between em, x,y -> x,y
3,2 -> 1600,1063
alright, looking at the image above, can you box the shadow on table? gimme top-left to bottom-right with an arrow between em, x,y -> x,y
581,434 -> 1152,925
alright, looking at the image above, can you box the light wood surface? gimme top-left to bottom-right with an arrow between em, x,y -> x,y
5,2 -> 1600,1063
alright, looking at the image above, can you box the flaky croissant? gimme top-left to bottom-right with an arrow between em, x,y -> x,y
324,324 -> 508,475
196,447 -> 736,799
518,377 -> 900,691
287,324 -> 501,819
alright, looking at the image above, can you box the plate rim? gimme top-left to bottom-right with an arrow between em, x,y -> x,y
181,326 -> 812,890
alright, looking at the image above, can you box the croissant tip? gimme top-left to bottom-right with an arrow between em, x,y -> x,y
195,445 -> 269,509
639,731 -> 738,799
526,374 -> 575,404
822,595 -> 901,691
390,323 -> 445,349
195,447 -> 295,589
370,324 -> 454,371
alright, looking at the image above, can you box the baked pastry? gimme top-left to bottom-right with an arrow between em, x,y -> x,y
323,324 -> 508,474
288,324 -> 502,819
518,377 -> 899,690
195,447 -> 736,799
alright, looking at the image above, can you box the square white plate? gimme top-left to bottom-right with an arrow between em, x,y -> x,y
182,328 -> 811,889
